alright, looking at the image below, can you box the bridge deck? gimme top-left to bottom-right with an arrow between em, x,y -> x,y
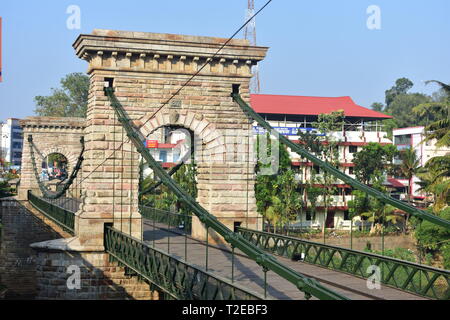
143,220 -> 427,300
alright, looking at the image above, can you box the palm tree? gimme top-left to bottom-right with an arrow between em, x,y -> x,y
398,148 -> 421,202
397,148 -> 421,231
417,158 -> 450,213
413,80 -> 450,148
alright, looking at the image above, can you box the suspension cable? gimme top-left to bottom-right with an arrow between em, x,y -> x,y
106,87 -> 349,301
231,93 -> 450,230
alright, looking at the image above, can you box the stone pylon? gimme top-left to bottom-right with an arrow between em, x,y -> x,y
73,29 -> 268,246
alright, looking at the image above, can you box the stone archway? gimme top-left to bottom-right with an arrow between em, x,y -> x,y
18,117 -> 86,200
40,147 -> 79,171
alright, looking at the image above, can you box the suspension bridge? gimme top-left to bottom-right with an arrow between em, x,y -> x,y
6,29 -> 449,300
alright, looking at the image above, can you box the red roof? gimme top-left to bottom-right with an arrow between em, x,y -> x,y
387,178 -> 405,188
250,94 -> 392,119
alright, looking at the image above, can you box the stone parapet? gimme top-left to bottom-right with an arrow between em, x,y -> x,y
31,239 -> 157,300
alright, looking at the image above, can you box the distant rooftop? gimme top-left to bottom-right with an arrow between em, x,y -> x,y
250,94 -> 392,120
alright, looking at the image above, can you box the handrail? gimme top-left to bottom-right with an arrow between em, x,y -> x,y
231,93 -> 450,230
139,205 -> 192,233
106,87 -> 349,300
105,226 -> 263,300
27,190 -> 75,235
237,227 -> 450,300
28,135 -> 85,200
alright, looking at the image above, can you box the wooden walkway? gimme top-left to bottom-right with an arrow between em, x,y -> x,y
142,220 -> 427,300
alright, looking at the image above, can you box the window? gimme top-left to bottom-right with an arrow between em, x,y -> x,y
394,134 -> 411,145
13,152 -> 22,159
349,146 -> 358,153
349,167 -> 354,175
159,150 -> 167,163
12,142 -> 22,149
313,165 -> 320,174
343,210 -> 350,220
306,210 -> 312,221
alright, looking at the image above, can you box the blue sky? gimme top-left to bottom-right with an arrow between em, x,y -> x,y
0,0 -> 449,121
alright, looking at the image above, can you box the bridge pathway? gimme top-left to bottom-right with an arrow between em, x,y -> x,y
142,219 -> 427,300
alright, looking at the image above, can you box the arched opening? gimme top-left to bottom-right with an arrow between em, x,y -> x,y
40,153 -> 68,182
140,125 -> 197,214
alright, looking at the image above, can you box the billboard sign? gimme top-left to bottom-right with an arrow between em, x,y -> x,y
146,140 -> 159,148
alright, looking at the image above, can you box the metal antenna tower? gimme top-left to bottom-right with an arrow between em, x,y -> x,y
244,0 -> 260,93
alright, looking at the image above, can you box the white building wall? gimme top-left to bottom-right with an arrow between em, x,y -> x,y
0,118 -> 23,168
393,126 -> 450,197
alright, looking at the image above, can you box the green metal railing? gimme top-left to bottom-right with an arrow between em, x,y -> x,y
27,190 -> 75,235
237,227 -> 450,300
231,93 -> 450,230
106,87 -> 349,300
140,205 -> 192,234
104,226 -> 263,300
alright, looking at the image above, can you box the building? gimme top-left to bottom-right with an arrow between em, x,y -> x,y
142,128 -> 190,178
392,126 -> 450,200
0,118 -> 23,169
144,94 -> 393,230
250,94 -> 393,230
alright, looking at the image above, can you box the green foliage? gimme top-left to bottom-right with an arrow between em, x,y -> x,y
140,163 -> 197,215
367,247 -> 417,263
416,156 -> 450,213
34,72 -> 89,118
385,77 -> 414,107
395,147 -> 421,184
311,111 -> 345,233
0,181 -> 10,197
255,134 -> 300,226
442,244 -> 450,269
415,207 -> 450,251
173,163 -> 197,215
353,142 -> 397,184
350,143 -> 400,230
414,207 -> 450,268
371,102 -> 385,112
46,153 -> 68,167
413,80 -> 450,148
385,93 -> 432,129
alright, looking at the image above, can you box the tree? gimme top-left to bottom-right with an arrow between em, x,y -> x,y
385,93 -> 432,129
396,148 -> 421,203
312,111 -> 345,235
371,102 -> 385,112
413,80 -> 450,148
297,129 -> 327,224
353,143 -> 397,185
173,163 -> 197,215
255,133 -> 298,231
414,207 -> 450,269
385,77 -> 414,107
34,73 -> 89,118
351,143 -> 399,233
416,162 -> 450,214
